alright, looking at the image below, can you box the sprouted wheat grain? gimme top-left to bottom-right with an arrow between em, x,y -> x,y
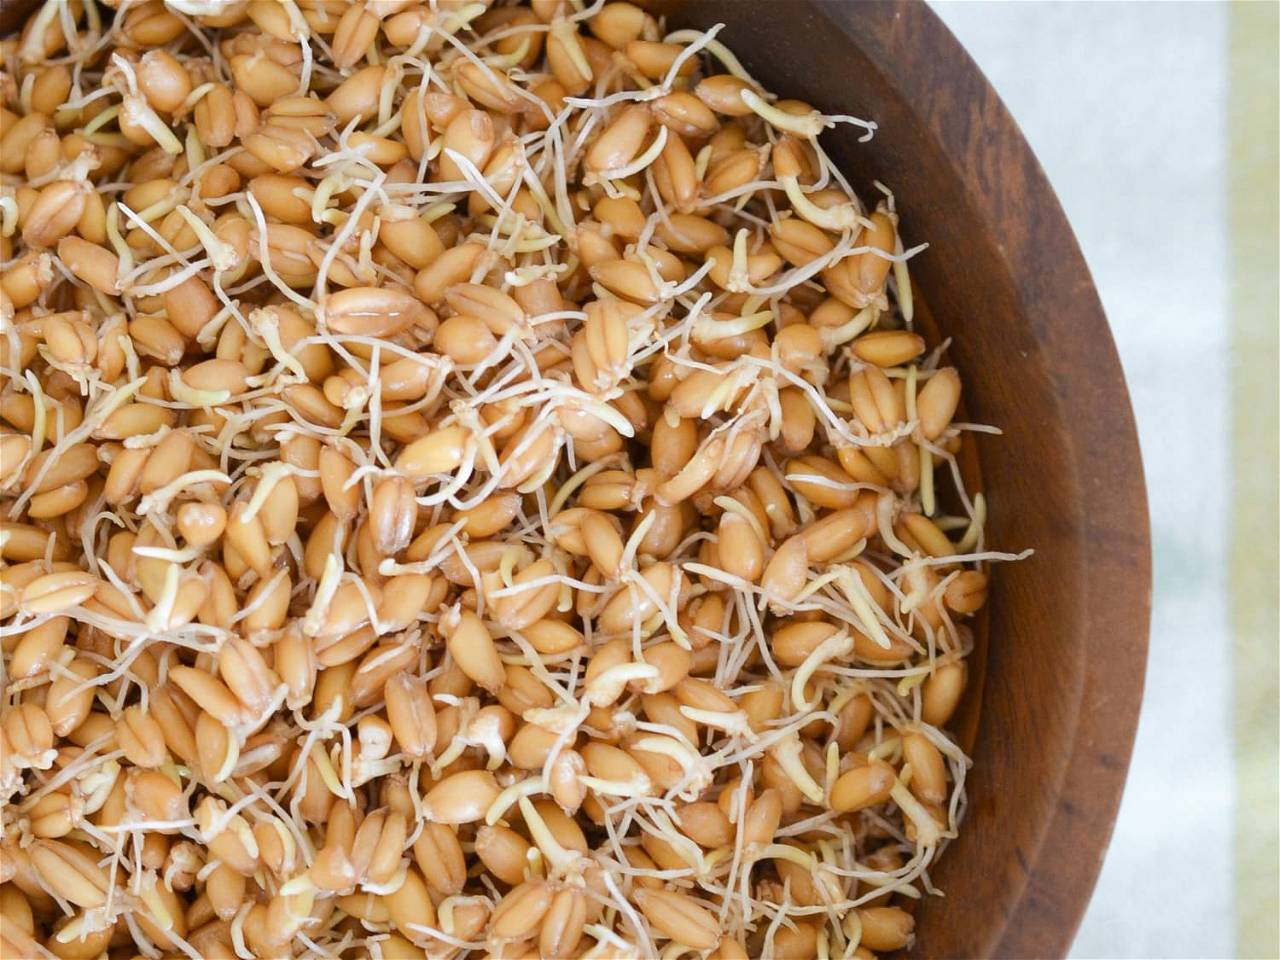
0,2 -> 1030,958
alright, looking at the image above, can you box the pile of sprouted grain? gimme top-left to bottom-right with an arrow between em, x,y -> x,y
0,1 -> 1031,958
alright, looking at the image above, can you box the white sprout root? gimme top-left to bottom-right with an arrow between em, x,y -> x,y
0,3 -> 1030,959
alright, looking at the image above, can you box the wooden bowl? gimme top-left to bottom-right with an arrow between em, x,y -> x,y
647,2 -> 1152,956
0,0 -> 1150,954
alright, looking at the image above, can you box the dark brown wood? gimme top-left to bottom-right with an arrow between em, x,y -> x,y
0,0 -> 1150,955
641,2 -> 1151,956
0,0 -> 36,38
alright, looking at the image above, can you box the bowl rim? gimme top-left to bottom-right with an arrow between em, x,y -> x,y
811,3 -> 1153,955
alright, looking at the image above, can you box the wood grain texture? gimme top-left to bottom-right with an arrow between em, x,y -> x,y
645,1 -> 1152,956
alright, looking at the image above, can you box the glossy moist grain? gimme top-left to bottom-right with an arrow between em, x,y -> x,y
0,2 -> 1016,958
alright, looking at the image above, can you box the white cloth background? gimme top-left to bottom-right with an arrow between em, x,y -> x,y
930,4 -> 1235,958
